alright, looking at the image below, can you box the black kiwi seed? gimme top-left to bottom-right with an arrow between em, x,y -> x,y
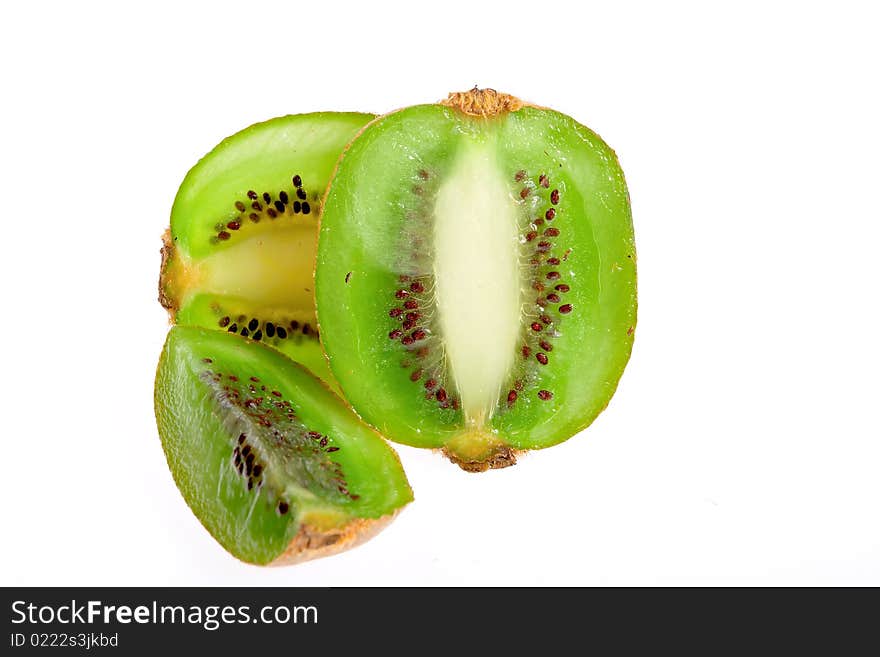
302,202 -> 311,214
292,174 -> 302,187
247,190 -> 258,200
296,187 -> 307,201
262,192 -> 271,204
253,330 -> 263,341
265,322 -> 276,338
274,200 -> 285,213
293,201 -> 301,213
218,316 -> 230,327
247,318 -> 258,331
279,191 -> 289,204
240,327 -> 250,337
277,501 -> 289,515
228,323 -> 238,333
276,326 -> 287,339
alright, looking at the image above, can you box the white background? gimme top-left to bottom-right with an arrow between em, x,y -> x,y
1,1 -> 877,586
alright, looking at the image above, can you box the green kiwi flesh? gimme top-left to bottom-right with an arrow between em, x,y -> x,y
154,326 -> 413,565
316,90 -> 636,471
160,112 -> 374,389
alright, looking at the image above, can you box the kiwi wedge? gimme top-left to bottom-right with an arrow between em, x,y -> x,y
160,112 -> 373,386
316,89 -> 637,471
155,326 -> 412,565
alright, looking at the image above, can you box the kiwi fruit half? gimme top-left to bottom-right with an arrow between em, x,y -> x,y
155,326 -> 413,565
160,112 -> 373,386
316,89 -> 636,472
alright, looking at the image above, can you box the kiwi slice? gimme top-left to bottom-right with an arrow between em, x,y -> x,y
160,112 -> 374,387
155,326 -> 412,565
316,89 -> 637,472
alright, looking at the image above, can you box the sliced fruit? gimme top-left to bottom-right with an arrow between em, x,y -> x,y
154,326 -> 412,565
316,89 -> 636,471
160,112 -> 374,388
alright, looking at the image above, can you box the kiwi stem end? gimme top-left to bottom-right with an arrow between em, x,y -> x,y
441,428 -> 519,473
159,229 -> 183,319
440,88 -> 523,118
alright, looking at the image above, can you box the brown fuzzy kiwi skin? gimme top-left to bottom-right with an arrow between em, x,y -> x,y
268,511 -> 401,566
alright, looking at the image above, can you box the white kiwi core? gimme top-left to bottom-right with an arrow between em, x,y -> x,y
432,141 -> 522,427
